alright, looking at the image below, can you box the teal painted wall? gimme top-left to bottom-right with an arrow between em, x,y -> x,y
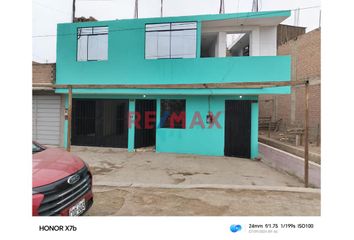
251,102 -> 259,159
156,95 -> 258,157
156,95 -> 225,156
56,10 -> 291,94
128,99 -> 135,152
67,94 -> 259,158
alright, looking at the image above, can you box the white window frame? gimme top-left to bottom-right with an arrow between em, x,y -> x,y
145,22 -> 197,59
77,26 -> 109,61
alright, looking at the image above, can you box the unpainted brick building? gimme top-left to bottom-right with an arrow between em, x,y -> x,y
259,28 -> 321,141
32,61 -> 55,85
32,62 -> 64,146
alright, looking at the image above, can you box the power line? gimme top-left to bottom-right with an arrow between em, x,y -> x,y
219,0 -> 225,14
259,0 -> 262,11
252,0 -> 258,12
294,9 -> 300,26
134,0 -> 138,18
32,6 -> 321,39
33,1 -> 71,14
236,0 -> 240,13
161,0 -> 164,17
294,5 -> 321,11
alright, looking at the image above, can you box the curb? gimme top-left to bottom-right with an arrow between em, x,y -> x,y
93,182 -> 320,194
258,136 -> 321,163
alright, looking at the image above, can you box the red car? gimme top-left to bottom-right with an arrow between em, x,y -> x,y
32,142 -> 93,216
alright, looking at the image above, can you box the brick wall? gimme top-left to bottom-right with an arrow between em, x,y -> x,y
32,62 -> 55,84
293,84 -> 321,139
277,24 -> 306,46
259,95 -> 274,119
259,28 -> 321,141
278,28 -> 321,80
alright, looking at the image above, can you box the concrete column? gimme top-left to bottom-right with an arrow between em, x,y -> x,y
63,94 -> 69,149
196,21 -> 202,58
250,27 -> 260,56
59,95 -> 65,148
128,99 -> 135,152
272,96 -> 277,121
290,87 -> 296,124
216,32 -> 226,57
251,100 -> 259,159
155,98 -> 161,153
290,39 -> 298,124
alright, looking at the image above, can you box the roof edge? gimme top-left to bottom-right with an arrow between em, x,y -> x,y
58,10 -> 291,26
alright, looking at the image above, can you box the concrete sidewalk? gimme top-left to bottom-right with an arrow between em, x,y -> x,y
72,146 -> 306,188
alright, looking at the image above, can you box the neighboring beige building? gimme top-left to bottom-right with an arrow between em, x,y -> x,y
259,28 -> 321,141
32,62 -> 64,146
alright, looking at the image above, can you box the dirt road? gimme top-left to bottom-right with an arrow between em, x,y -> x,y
72,147 -> 305,188
86,186 -> 320,216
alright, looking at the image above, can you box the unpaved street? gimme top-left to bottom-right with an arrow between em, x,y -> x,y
86,186 -> 320,216
72,147 -> 305,188
71,147 -> 320,216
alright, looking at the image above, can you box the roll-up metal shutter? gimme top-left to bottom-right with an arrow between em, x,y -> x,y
33,95 -> 62,146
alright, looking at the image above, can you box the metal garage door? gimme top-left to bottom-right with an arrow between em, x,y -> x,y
72,99 -> 129,148
32,95 -> 62,146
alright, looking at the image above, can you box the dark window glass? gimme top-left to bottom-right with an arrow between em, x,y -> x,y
145,22 -> 197,59
77,26 -> 108,61
160,99 -> 186,129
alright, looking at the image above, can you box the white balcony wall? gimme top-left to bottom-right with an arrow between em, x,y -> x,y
215,32 -> 227,57
259,26 -> 277,56
202,25 -> 277,57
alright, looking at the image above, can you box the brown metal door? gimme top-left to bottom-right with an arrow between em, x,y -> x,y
224,100 -> 251,158
134,99 -> 156,148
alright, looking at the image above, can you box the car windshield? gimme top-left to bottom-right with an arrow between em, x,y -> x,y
32,143 -> 44,154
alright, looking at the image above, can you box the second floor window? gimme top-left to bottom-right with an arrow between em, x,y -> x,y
145,22 -> 197,59
77,26 -> 108,61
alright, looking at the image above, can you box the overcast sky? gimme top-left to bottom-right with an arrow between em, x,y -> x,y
32,0 -> 321,63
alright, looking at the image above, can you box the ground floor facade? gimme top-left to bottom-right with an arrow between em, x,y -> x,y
62,94 -> 259,159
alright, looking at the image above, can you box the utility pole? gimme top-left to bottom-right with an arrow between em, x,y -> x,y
219,0 -> 225,14
160,0 -> 163,17
134,0 -> 138,18
294,8 -> 300,26
304,80 -> 309,188
252,0 -> 258,12
67,86 -> 73,152
72,0 -> 76,22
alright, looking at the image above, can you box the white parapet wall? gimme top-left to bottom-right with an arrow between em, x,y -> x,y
259,143 -> 321,188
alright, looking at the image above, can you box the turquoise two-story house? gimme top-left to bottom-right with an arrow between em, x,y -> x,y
56,10 -> 291,159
